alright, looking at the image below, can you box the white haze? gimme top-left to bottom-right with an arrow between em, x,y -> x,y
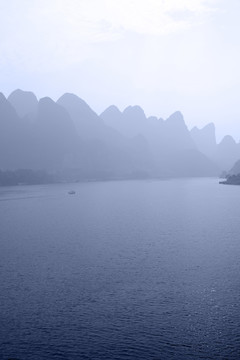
0,0 -> 240,141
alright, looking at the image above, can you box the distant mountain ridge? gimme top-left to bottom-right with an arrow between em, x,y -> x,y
8,89 -> 38,119
0,89 -> 239,181
100,106 -> 219,177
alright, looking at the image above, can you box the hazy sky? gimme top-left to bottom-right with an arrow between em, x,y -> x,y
1,0 -> 240,141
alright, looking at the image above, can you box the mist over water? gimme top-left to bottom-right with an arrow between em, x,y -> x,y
1,179 -> 240,359
1,1 -> 240,358
2,88 -> 240,184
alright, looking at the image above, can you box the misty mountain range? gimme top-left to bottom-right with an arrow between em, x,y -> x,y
1,89 -> 240,182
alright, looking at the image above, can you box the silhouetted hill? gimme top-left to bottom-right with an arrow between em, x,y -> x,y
0,88 -> 234,180
100,105 -> 122,128
102,105 -> 161,139
101,106 -> 218,176
166,149 -> 219,177
190,123 -> 217,157
0,93 -> 79,172
215,135 -> 240,171
0,92 -> 29,169
57,93 -> 154,177
35,97 -> 78,170
0,92 -> 19,122
191,125 -> 240,171
227,159 -> 240,175
101,107 -> 195,152
163,111 -> 196,151
220,174 -> 240,185
57,93 -> 105,139
58,93 -> 129,147
8,89 -> 38,119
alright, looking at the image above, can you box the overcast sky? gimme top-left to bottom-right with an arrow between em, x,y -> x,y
0,0 -> 240,141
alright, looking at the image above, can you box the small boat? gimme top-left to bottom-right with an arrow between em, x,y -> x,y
68,190 -> 76,195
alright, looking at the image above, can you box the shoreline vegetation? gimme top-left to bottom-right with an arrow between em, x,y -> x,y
1,168 -> 240,187
0,168 -> 156,186
219,174 -> 240,185
0,168 -> 221,187
0,169 -> 56,186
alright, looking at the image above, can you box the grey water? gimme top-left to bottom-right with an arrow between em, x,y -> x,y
0,178 -> 240,360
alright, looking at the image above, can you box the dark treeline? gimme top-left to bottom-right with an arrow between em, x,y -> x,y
220,174 -> 240,185
0,169 -> 56,186
219,159 -> 240,185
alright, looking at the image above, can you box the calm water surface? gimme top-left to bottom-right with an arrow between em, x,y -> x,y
0,178 -> 240,359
